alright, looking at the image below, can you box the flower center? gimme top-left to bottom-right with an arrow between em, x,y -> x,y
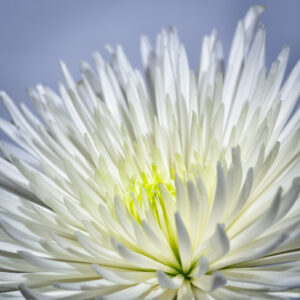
124,164 -> 176,224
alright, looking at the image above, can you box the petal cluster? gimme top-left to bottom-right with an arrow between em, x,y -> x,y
0,5 -> 299,300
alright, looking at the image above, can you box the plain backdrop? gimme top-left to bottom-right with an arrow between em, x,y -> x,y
0,0 -> 299,140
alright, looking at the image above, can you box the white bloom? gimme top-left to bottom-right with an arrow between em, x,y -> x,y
0,5 -> 299,300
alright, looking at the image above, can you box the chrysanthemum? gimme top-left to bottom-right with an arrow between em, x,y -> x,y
0,5 -> 299,300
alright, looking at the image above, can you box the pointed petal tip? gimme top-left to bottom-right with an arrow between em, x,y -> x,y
17,250 -> 29,258
174,211 -> 180,222
210,271 -> 227,291
258,22 -> 266,31
156,270 -> 183,290
91,263 -> 103,275
193,256 -> 209,278
246,5 -> 265,18
282,44 -> 291,52
105,44 -> 114,54
0,90 -> 7,99
58,59 -> 66,68
293,177 -> 300,186
110,236 -> 119,249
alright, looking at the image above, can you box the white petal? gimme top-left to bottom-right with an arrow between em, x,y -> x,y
175,212 -> 192,273
156,270 -> 184,290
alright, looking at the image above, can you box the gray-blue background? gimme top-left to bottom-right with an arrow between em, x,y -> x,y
0,0 -> 299,140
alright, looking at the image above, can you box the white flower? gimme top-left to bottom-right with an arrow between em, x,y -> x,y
0,5 -> 299,300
